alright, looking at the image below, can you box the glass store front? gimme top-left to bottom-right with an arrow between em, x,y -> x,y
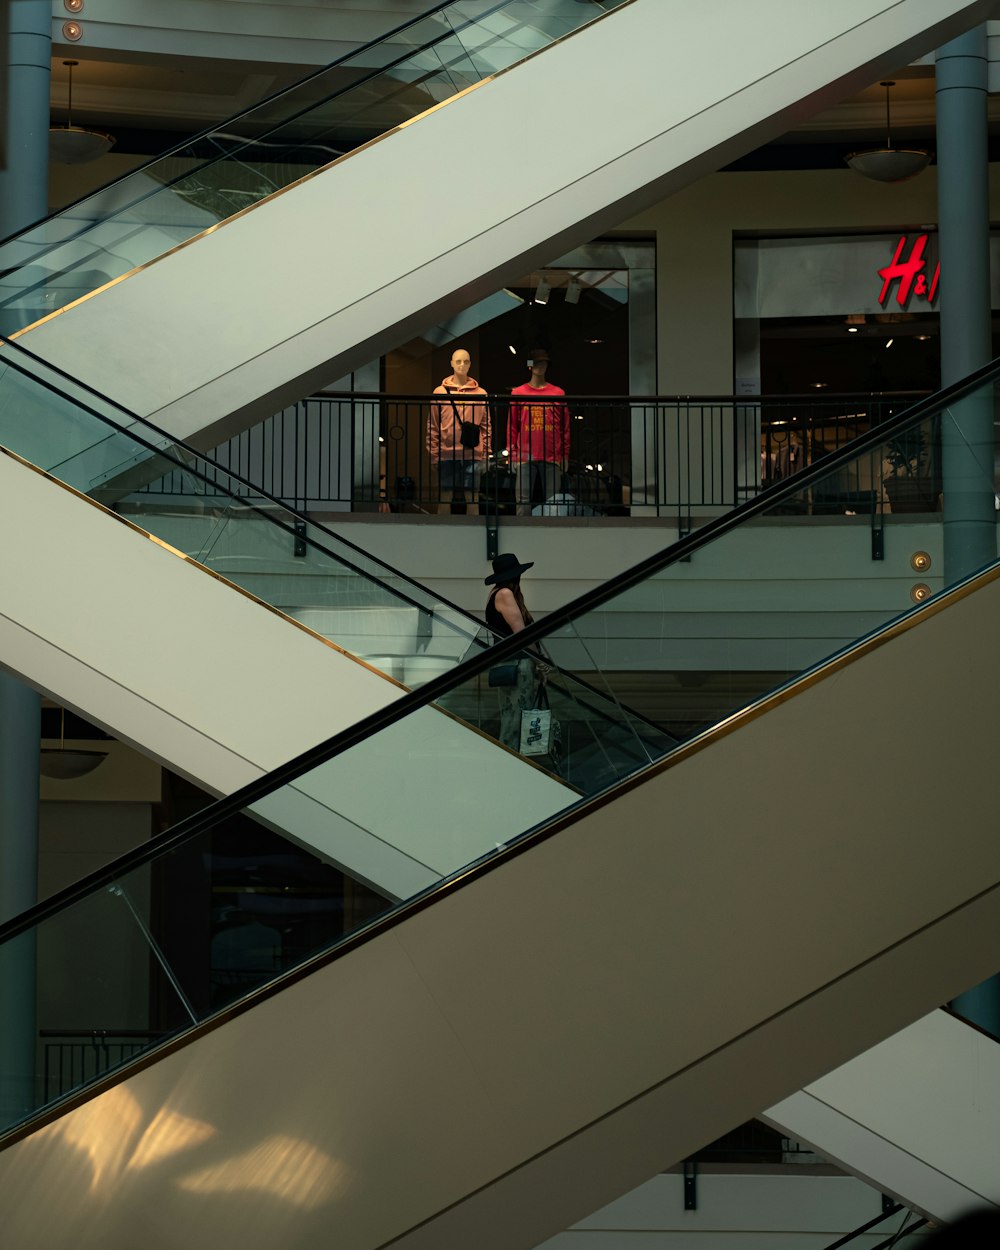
734,231 -> 1000,505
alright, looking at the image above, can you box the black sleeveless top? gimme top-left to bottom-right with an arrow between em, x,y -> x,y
485,588 -> 512,639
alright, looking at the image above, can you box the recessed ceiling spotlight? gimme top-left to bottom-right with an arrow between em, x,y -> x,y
62,20 -> 83,40
811,382 -> 829,389
64,0 -> 84,12
847,326 -> 859,333
916,334 -> 931,341
885,338 -> 894,349
910,583 -> 932,604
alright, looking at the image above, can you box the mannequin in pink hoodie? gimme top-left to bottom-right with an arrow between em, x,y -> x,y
428,347 -> 491,514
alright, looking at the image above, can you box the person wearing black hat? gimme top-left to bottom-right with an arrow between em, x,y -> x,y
484,552 -> 542,751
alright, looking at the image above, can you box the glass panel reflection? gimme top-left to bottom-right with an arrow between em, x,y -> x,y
1,360 -> 997,1138
0,0 -> 628,335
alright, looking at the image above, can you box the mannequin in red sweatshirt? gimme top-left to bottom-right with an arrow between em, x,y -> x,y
506,348 -> 570,516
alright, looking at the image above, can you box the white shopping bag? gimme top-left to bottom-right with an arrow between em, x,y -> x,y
519,705 -> 553,756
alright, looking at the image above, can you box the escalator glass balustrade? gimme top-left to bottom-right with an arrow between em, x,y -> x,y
0,339 -> 673,782
0,0 -> 626,335
1,357 -> 998,1141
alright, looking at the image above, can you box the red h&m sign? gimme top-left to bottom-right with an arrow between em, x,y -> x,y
877,234 -> 940,308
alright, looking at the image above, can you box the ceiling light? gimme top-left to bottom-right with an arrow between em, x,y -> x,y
49,59 -> 115,164
910,550 -> 932,572
910,583 -> 932,604
62,20 -> 83,40
508,344 -> 517,354
39,707 -> 108,780
847,326 -> 859,333
885,338 -> 894,348
565,279 -> 581,305
811,382 -> 829,389
845,82 -> 931,182
916,334 -> 931,341
533,277 -> 550,305
64,0 -> 84,12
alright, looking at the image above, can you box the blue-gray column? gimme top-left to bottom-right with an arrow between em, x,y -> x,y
0,672 -> 41,1126
936,25 -> 995,580
0,0 -> 49,1128
0,0 -> 50,237
936,24 -> 1000,1037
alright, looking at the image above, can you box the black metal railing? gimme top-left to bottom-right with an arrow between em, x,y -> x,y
40,1030 -> 167,1101
130,391 -> 930,519
687,1118 -> 821,1164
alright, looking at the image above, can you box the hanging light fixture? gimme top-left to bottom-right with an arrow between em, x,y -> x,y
39,706 -> 108,780
49,59 -> 115,165
845,81 -> 931,183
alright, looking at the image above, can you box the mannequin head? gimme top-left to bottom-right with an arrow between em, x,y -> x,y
526,347 -> 549,385
450,348 -> 472,383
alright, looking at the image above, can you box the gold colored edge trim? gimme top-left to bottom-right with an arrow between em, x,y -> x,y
429,692 -> 584,793
11,0 -> 629,338
0,442 -> 408,691
1,445 -> 579,774
10,78 -> 488,339
500,558 -> 1000,843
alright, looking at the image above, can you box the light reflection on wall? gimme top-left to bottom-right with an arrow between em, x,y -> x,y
176,1134 -> 350,1209
36,1085 -> 143,1194
33,1086 -> 217,1194
126,1106 -> 217,1171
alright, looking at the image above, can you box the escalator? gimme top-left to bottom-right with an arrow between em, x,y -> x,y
1,0 -> 989,453
2,362 -> 1000,1249
2,340 -> 679,896
764,1008 -> 1000,1222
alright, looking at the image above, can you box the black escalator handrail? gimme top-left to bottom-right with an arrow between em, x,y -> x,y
1,337 -> 673,747
0,0 -> 504,254
1,353 -> 998,948
0,337 -> 699,747
0,335 -> 481,631
820,1206 -> 927,1250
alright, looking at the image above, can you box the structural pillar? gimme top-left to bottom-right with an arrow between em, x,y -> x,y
0,672 -> 41,1126
0,0 -> 49,1126
936,25 -> 995,579
936,24 -> 1000,1037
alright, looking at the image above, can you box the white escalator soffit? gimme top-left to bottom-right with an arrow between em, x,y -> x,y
0,449 -> 573,900
764,1010 -> 1000,1222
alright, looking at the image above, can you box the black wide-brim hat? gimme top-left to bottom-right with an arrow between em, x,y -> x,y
485,552 -> 534,585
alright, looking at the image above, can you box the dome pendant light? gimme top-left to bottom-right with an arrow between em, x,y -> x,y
39,706 -> 108,780
845,81 -> 931,183
49,59 -> 115,165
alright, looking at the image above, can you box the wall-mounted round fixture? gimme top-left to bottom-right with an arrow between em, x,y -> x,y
910,583 -> 932,604
910,550 -> 932,572
64,0 -> 84,13
62,20 -> 83,40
